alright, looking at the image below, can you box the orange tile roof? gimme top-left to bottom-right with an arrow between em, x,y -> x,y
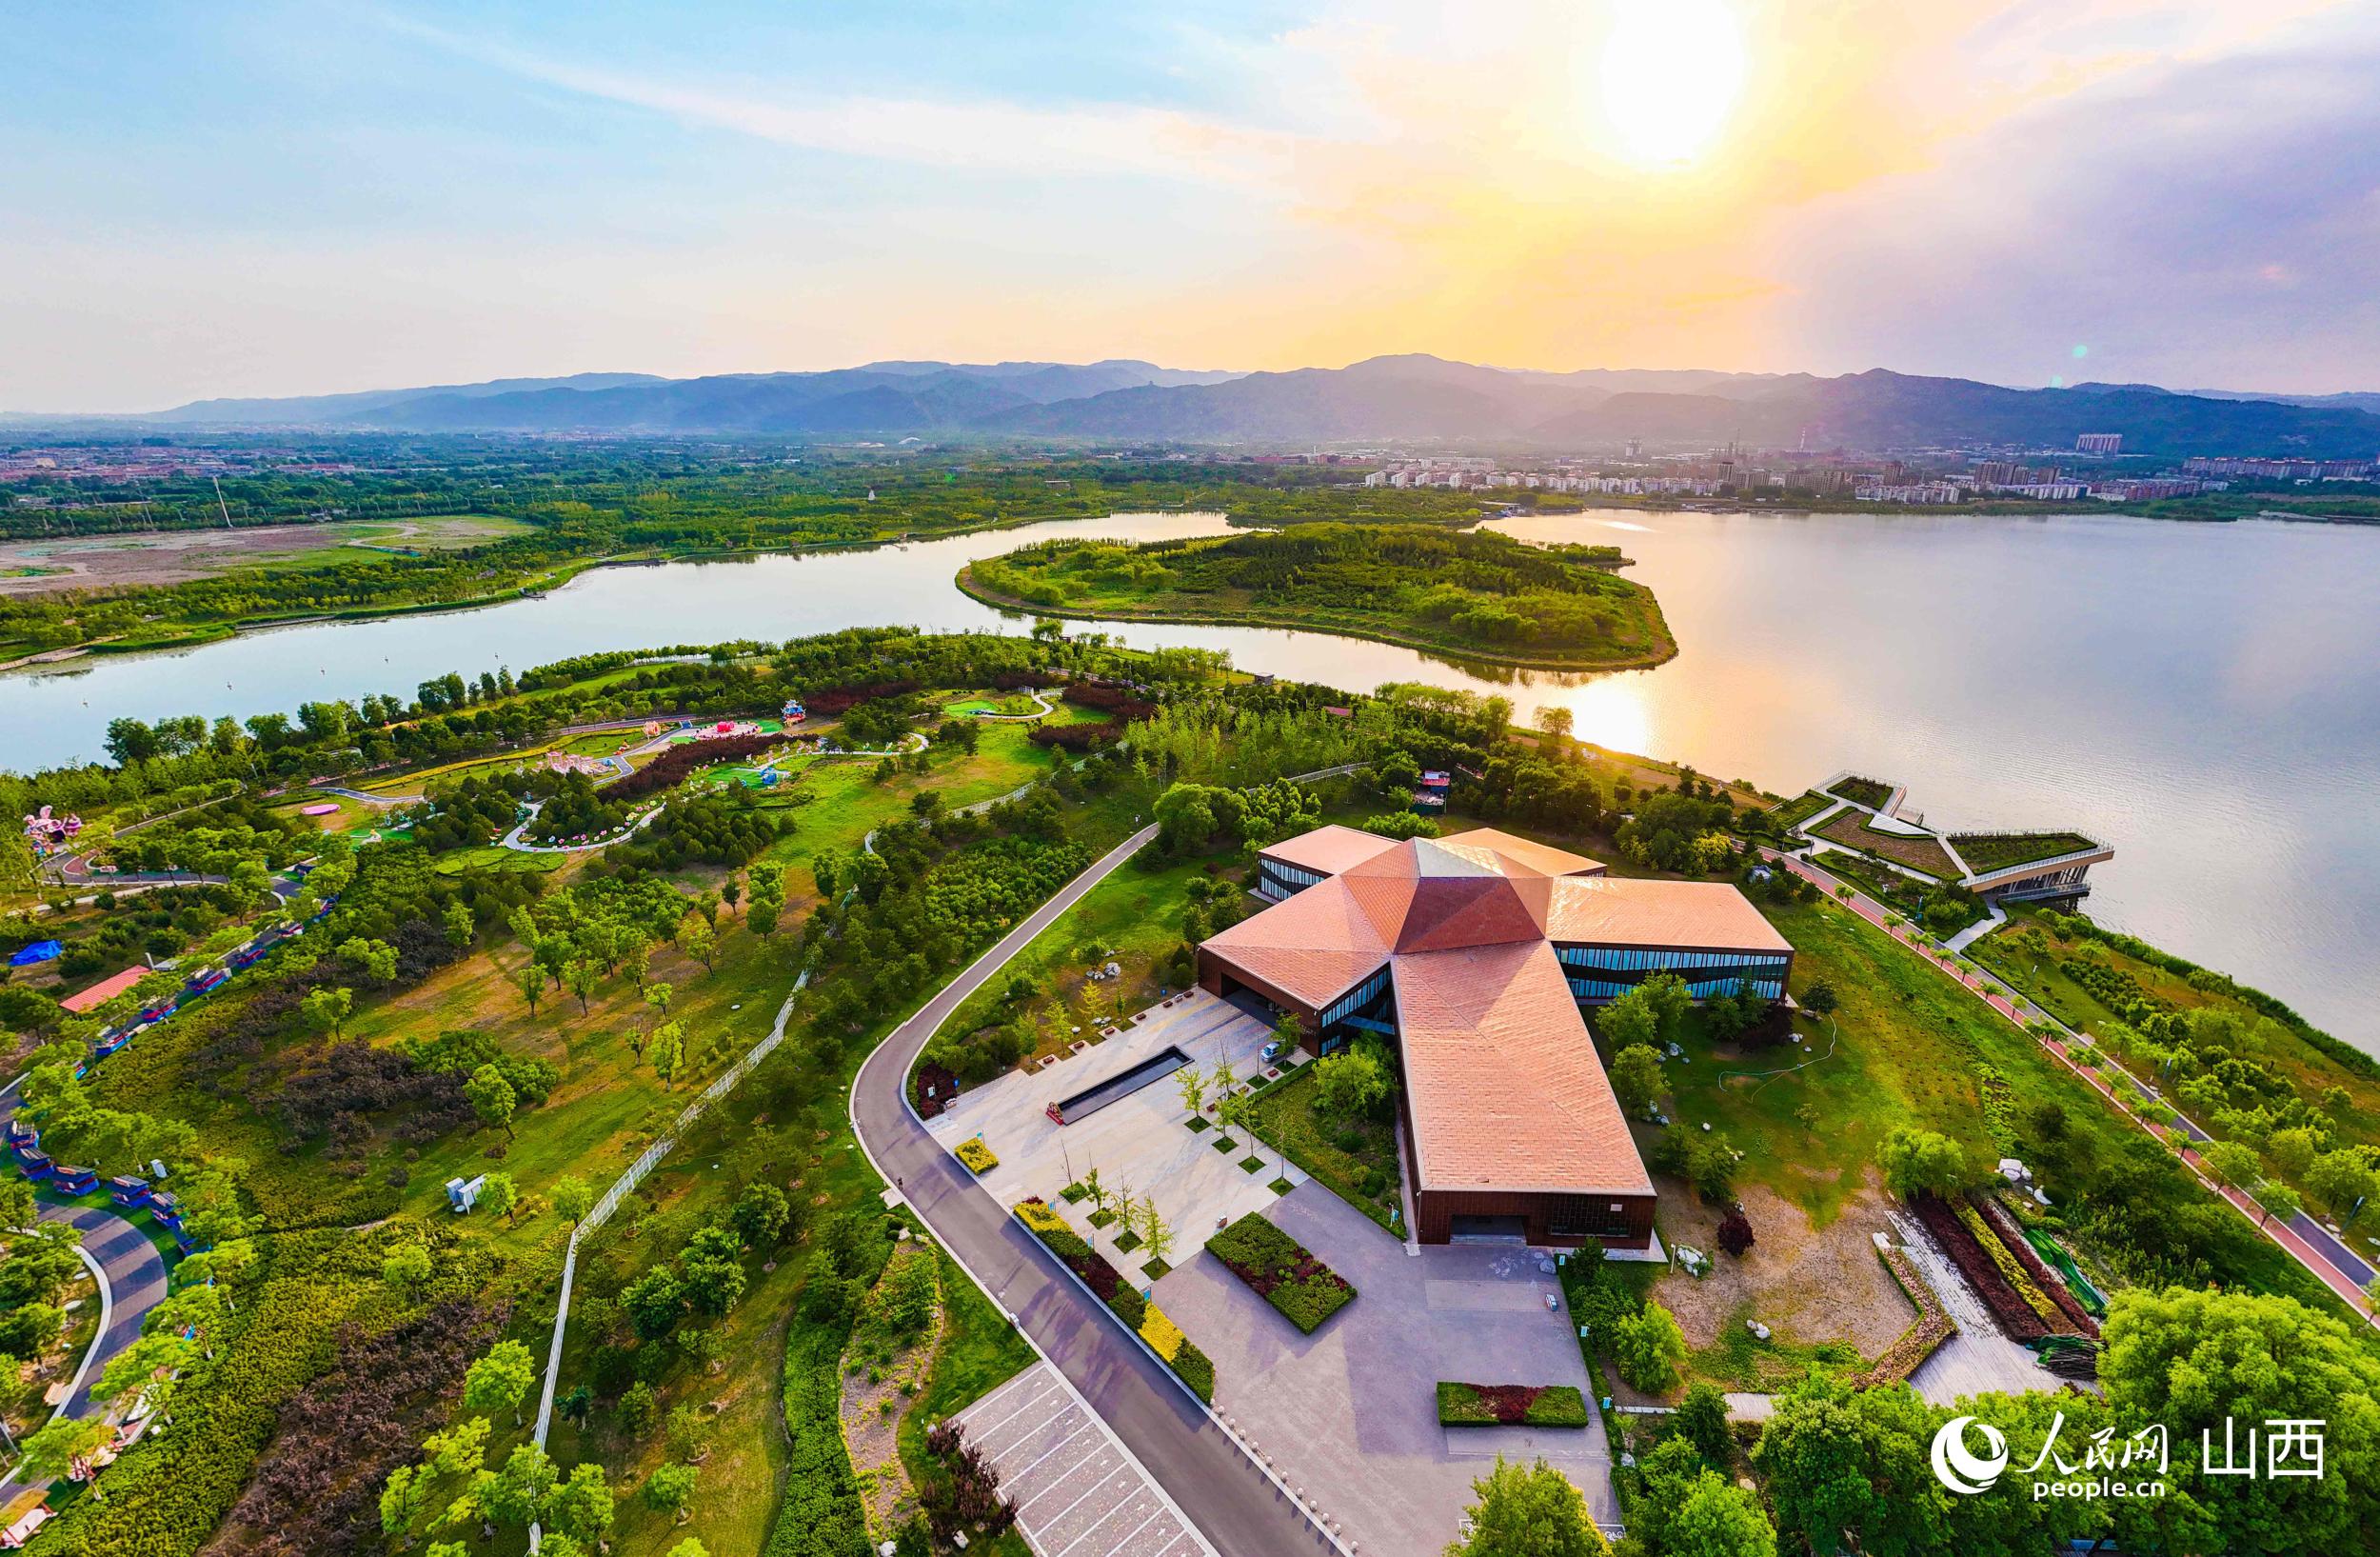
1544,876 -> 1793,952
1438,827 -> 1606,878
1200,878 -> 1389,1008
1258,824 -> 1398,877
1392,942 -> 1652,1196
61,966 -> 145,1014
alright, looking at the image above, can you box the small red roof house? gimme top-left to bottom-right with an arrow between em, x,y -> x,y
62,966 -> 146,1015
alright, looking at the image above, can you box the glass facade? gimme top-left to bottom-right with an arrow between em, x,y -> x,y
1555,943 -> 1788,1002
1318,965 -> 1396,1054
1257,857 -> 1328,901
1546,1196 -> 1642,1240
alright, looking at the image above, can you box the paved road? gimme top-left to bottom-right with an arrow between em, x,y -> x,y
40,1200 -> 168,1417
852,825 -> 1337,1557
1770,848 -> 2379,1321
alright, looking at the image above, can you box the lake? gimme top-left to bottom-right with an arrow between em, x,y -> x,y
9,507 -> 2377,1048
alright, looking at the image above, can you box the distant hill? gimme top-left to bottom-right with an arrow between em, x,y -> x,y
148,372 -> 672,426
100,356 -> 2380,455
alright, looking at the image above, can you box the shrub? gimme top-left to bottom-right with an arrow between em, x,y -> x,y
1611,1301 -> 1688,1393
954,1137 -> 998,1174
1716,1208 -> 1755,1257
1436,1382 -> 1591,1427
1205,1212 -> 1356,1334
1014,1197 -> 1214,1402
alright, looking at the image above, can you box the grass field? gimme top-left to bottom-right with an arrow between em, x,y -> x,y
1950,831 -> 2099,872
1243,1064 -> 1403,1235
1766,790 -> 1835,831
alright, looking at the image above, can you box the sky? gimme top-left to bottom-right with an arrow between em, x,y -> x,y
4,0 -> 2376,411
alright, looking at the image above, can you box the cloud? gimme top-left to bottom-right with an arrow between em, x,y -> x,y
379,11 -> 1308,189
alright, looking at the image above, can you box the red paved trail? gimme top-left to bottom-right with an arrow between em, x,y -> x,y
1766,848 -> 2377,1324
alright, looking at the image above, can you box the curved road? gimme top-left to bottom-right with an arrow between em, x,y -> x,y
851,825 -> 1336,1557
39,1200 -> 168,1417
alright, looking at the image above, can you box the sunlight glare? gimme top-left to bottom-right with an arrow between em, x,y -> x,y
1598,0 -> 1748,165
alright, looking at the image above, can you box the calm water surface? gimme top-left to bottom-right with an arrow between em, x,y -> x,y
9,508 -> 2376,1047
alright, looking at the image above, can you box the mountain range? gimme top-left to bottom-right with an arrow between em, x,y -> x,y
86,356 -> 2380,457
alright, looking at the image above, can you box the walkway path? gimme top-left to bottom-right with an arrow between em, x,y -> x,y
496,798 -> 667,855
1767,848 -> 2379,1321
853,824 -> 1339,1557
0,1082 -> 173,1491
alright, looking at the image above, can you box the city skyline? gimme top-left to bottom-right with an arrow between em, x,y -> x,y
7,0 -> 2379,410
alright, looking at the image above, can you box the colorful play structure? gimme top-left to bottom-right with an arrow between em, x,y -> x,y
782,698 -> 807,725
19,805 -> 82,857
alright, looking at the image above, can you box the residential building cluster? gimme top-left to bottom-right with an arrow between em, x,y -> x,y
2183,455 -> 2376,482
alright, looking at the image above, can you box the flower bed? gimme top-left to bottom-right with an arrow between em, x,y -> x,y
1014,1198 -> 1214,1402
1856,1242 -> 1956,1387
954,1137 -> 998,1174
1436,1383 -> 1591,1428
1205,1212 -> 1356,1334
1976,1196 -> 2098,1337
1951,1197 -> 2062,1328
1911,1193 -> 2046,1342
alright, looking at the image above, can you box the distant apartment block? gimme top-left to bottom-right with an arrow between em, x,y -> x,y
2183,455 -> 2375,481
2075,433 -> 2124,454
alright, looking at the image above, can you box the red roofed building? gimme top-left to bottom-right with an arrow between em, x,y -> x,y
61,966 -> 146,1015
1199,825 -> 1794,1248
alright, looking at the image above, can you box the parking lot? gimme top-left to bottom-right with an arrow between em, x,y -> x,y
1154,1184 -> 1617,1555
951,1362 -> 1216,1557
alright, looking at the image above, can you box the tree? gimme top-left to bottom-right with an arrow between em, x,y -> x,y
1668,1464 -> 1775,1557
1175,1064 -> 1208,1119
1536,705 -> 1574,759
2099,1286 -> 2380,1555
1876,1126 -> 1969,1196
514,962 -> 545,1017
1135,1199 -> 1175,1266
2254,1181 -> 2302,1227
443,899 -> 476,950
1799,977 -> 1838,1019
645,981 -> 675,1022
564,957 -> 602,1016
679,1224 -> 748,1319
553,1173 -> 595,1226
730,1182 -> 790,1248
1312,1045 -> 1390,1119
665,1542 -> 710,1557
2201,1138 -> 2262,1192
477,1171 -> 520,1224
464,1063 -> 519,1140
1608,1045 -> 1663,1116
481,1443 -> 560,1527
340,936 -> 400,983
1675,1381 -> 1734,1464
2267,1125 -> 2320,1179
300,986 -> 353,1041
647,1020 -> 686,1088
381,1462 -> 432,1539
645,1461 -> 699,1522
624,1266 -> 685,1341
383,1241 -> 433,1294
2306,1148 -> 2376,1223
464,1339 -> 538,1427
545,1462 -> 616,1547
19,1416 -> 112,1491
677,916 -> 716,972
1446,1455 -> 1606,1557
1611,1300 -> 1687,1393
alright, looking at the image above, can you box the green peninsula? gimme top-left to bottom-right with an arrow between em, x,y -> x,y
959,522 -> 1677,669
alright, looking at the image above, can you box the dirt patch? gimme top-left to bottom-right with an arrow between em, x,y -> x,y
1654,1173 -> 1914,1361
0,516 -> 523,594
839,1244 -> 943,1536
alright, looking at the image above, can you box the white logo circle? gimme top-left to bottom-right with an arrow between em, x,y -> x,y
1932,1415 -> 2010,1495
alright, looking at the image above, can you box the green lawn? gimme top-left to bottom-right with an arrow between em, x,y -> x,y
1950,832 -> 2098,873
896,1247 -> 1038,1557
1811,808 -> 1960,881
1766,791 -> 1835,831
1243,1065 -> 1403,1235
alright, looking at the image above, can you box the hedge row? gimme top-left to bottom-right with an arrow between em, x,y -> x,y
1856,1242 -> 1956,1387
764,1315 -> 872,1557
1436,1382 -> 1590,1427
1205,1212 -> 1355,1334
1013,1199 -> 1214,1403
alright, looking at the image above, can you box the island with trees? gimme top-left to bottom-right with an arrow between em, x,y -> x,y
958,522 -> 1677,669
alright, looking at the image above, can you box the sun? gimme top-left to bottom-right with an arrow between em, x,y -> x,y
1597,0 -> 1748,165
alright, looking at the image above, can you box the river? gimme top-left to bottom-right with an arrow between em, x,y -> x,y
8,508 -> 2376,1048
